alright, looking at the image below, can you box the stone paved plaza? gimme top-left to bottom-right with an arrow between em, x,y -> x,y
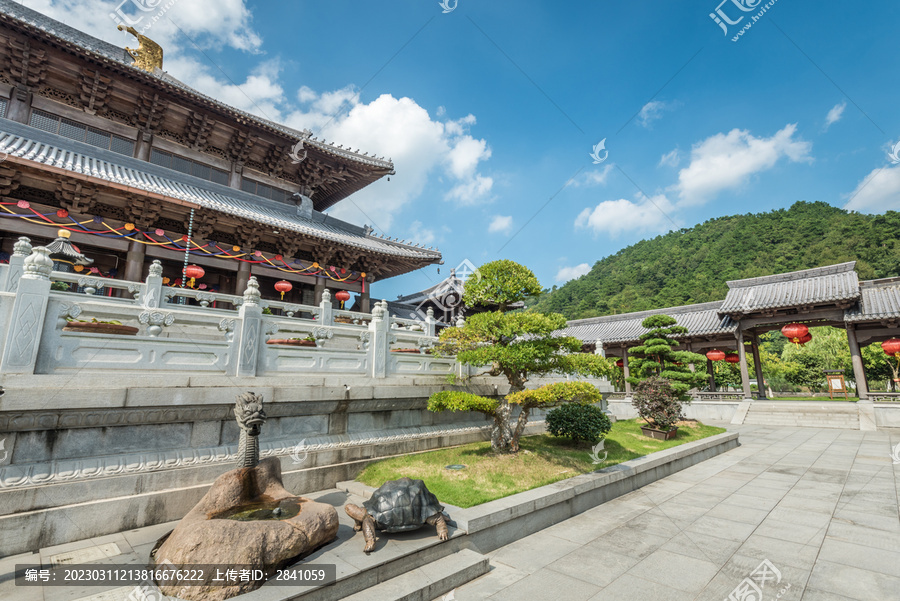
450,424 -> 900,601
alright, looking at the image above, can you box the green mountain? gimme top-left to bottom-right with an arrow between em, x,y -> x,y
530,202 -> 900,320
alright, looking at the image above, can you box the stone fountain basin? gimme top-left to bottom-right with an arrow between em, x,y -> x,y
151,457 -> 339,601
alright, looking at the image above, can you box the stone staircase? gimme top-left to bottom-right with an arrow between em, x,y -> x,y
741,401 -> 861,429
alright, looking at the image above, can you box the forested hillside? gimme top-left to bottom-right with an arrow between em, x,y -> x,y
530,202 -> 900,319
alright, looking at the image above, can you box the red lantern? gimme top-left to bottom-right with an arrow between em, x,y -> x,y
274,280 -> 292,300
797,333 -> 813,346
184,264 -> 204,288
706,349 -> 726,362
882,339 -> 900,358
781,323 -> 809,344
615,359 -> 624,368
335,289 -> 351,309
724,353 -> 740,364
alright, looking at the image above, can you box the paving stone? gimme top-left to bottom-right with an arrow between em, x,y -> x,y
817,537 -> 900,578
659,532 -> 742,565
585,572 -> 697,601
683,515 -> 759,543
487,567 -> 601,601
544,544 -> 641,588
623,549 -> 719,594
442,562 -> 527,601
753,517 -> 827,546
489,531 -> 582,574
806,560 -> 900,600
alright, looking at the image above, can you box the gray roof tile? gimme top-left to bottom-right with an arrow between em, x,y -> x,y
561,301 -> 737,345
0,121 -> 439,262
719,262 -> 860,315
845,278 -> 900,322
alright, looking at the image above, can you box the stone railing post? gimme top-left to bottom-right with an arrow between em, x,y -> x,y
319,288 -> 334,325
369,299 -> 390,378
1,246 -> 53,374
425,307 -> 436,337
234,276 -> 263,377
141,260 -> 164,308
3,236 -> 32,293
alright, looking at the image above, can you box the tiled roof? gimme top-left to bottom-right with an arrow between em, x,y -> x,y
562,301 -> 738,345
0,0 -> 394,173
719,262 -> 860,315
0,121 -> 440,262
845,278 -> 900,323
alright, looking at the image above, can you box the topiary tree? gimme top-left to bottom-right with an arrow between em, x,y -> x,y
626,314 -> 708,400
546,402 -> 612,446
462,259 -> 542,312
428,261 -> 611,453
632,376 -> 683,431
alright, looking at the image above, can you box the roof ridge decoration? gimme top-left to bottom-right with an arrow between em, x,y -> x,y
0,1 -> 394,172
117,24 -> 163,73
725,262 -> 857,289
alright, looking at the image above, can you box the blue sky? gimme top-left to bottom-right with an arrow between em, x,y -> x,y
25,0 -> 900,300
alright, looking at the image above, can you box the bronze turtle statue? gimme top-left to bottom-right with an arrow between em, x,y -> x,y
345,477 -> 449,553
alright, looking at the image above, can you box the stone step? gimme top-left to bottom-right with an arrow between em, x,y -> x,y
339,549 -> 489,601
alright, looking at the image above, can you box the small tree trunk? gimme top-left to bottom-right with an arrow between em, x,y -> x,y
509,405 -> 531,453
491,402 -> 513,452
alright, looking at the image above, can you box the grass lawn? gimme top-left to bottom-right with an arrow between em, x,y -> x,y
356,419 -> 727,508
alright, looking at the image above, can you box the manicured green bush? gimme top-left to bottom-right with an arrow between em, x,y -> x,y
546,402 -> 611,446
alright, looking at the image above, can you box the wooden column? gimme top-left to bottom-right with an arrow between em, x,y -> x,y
847,324 -> 870,401
314,278 -> 326,305
123,239 -> 145,282
736,327 -> 753,400
707,359 -> 717,392
622,349 -> 632,398
750,332 -> 767,400
234,261 -> 251,296
360,289 -> 371,314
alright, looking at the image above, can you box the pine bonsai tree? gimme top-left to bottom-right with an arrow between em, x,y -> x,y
427,260 -> 611,453
626,314 -> 709,399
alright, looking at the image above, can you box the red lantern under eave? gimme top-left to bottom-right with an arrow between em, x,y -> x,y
184,264 -> 205,288
781,323 -> 809,344
724,353 -> 741,364
335,289 -> 351,309
274,280 -> 292,300
706,349 -> 726,362
882,339 -> 900,358
615,359 -> 624,368
797,333 -> 813,346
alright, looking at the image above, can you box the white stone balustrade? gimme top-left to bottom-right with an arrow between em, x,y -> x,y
0,244 -> 455,379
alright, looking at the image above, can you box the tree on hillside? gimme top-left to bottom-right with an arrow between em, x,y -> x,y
428,260 -> 611,453
626,315 -> 709,399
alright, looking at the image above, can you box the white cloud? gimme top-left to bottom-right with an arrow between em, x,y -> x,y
488,215 -> 513,234
574,164 -> 614,187
675,124 -> 812,206
825,102 -> 846,129
575,194 -> 676,237
659,148 -> 680,168
408,220 -> 436,245
555,263 -> 591,283
844,165 -> 900,213
638,100 -> 673,129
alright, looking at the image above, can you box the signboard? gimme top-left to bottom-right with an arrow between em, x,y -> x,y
826,374 -> 848,400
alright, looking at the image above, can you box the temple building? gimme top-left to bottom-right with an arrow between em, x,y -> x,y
562,262 -> 900,402
0,1 -> 440,310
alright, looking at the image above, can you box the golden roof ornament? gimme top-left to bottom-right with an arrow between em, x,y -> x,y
118,25 -> 163,73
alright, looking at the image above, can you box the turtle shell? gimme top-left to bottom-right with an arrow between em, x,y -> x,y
363,477 -> 444,533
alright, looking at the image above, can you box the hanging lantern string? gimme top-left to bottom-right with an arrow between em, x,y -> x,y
182,207 -> 195,289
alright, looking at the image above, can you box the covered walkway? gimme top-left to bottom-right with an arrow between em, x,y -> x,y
563,263 -> 900,403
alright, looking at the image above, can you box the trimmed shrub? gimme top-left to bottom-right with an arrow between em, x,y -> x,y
632,376 -> 683,431
546,402 -> 611,446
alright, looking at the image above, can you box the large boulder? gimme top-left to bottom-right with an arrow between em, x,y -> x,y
151,457 -> 338,601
